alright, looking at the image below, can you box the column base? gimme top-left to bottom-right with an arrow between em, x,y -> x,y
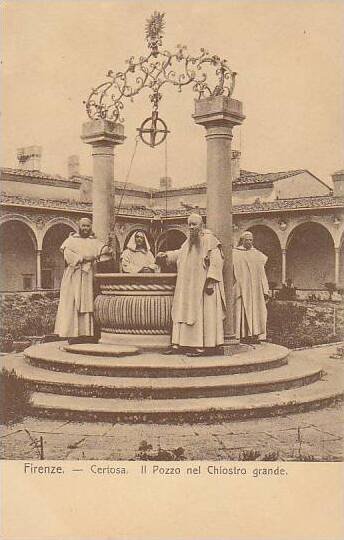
218,337 -> 242,356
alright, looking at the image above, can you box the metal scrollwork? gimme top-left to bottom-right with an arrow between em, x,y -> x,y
85,12 -> 237,124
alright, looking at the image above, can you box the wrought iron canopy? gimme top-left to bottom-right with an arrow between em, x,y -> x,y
85,12 -> 237,124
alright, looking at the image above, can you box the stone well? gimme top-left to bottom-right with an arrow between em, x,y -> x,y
94,273 -> 177,348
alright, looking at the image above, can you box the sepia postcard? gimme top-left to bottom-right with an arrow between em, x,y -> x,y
1,1 -> 344,538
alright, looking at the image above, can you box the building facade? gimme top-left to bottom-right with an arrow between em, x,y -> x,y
1,147 -> 344,294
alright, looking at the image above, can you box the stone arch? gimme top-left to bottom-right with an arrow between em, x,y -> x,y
284,217 -> 336,248
0,214 -> 38,249
43,217 -> 78,237
286,222 -> 335,289
41,223 -> 76,289
240,218 -> 283,245
156,228 -> 187,273
247,224 -> 282,287
0,218 -> 38,291
156,228 -> 187,252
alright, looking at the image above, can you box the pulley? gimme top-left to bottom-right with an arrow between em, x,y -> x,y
137,110 -> 169,148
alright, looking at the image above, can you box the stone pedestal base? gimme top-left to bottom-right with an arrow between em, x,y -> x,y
219,342 -> 249,356
64,343 -> 139,357
101,332 -> 170,351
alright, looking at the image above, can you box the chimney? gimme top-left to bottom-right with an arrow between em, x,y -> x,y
332,170 -> 344,197
231,150 -> 241,181
160,176 -> 172,190
67,155 -> 80,178
17,146 -> 42,171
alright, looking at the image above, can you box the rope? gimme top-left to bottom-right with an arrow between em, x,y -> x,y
97,136 -> 140,256
101,283 -> 175,291
102,328 -> 170,335
164,137 -> 168,217
115,135 -> 140,218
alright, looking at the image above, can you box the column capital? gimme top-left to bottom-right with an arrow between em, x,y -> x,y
81,119 -> 125,147
193,95 -> 245,129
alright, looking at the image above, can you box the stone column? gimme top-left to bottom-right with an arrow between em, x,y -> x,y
334,247 -> 340,286
281,249 -> 287,284
81,119 -> 125,243
193,96 -> 245,344
36,249 -> 42,289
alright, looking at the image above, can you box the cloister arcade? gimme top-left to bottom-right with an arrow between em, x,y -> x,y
0,210 -> 343,292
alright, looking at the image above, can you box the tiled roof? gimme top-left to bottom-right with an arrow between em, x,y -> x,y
162,196 -> 344,217
2,166 -> 312,194
113,180 -> 155,194
0,192 -> 92,212
0,192 -> 152,217
234,169 -> 306,185
152,170 -> 309,194
1,167 -> 154,194
1,192 -> 343,217
81,175 -> 154,193
233,195 -> 344,214
1,167 -> 69,181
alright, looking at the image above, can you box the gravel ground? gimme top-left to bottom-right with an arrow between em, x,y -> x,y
1,401 -> 343,461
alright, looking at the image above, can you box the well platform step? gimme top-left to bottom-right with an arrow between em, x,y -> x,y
30,369 -> 344,423
24,342 -> 289,377
13,355 -> 323,399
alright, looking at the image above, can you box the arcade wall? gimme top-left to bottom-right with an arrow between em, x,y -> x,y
0,235 -> 36,291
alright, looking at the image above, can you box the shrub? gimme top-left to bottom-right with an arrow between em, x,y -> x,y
0,335 -> 14,353
268,301 -> 307,331
0,368 -> 32,424
0,294 -> 59,340
134,440 -> 187,460
239,449 -> 261,461
267,300 -> 344,348
324,282 -> 337,301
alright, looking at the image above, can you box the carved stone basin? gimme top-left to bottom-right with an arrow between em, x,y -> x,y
94,273 -> 177,337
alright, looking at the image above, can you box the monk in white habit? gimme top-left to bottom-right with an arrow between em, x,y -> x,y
54,217 -> 112,344
120,231 -> 157,273
233,231 -> 269,344
156,214 -> 225,356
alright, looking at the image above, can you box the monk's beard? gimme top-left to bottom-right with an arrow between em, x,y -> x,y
189,233 -> 200,246
79,230 -> 90,238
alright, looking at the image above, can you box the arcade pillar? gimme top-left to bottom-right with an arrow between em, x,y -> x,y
335,247 -> 340,286
282,249 -> 287,284
193,96 -> 245,344
81,119 -> 125,242
36,249 -> 42,289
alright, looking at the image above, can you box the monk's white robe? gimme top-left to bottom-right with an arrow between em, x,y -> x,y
233,247 -> 269,340
54,234 -> 105,338
120,248 -> 155,273
167,230 -> 226,348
